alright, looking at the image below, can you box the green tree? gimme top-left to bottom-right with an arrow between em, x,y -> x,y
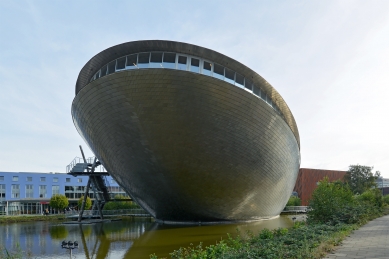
343,165 -> 380,194
308,177 -> 354,224
78,195 -> 92,210
104,194 -> 140,210
49,194 -> 69,211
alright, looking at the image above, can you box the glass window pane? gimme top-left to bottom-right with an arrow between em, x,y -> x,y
190,58 -> 200,73
150,52 -> 163,68
203,61 -> 212,76
213,63 -> 224,80
245,79 -> 252,91
126,54 -> 137,69
163,53 -> 176,69
138,52 -> 150,68
177,56 -> 187,70
95,71 -> 100,80
107,61 -> 116,74
261,90 -> 266,101
116,57 -> 126,70
253,86 -> 260,96
235,73 -> 244,88
100,65 -> 108,77
267,97 -> 272,106
224,68 -> 235,84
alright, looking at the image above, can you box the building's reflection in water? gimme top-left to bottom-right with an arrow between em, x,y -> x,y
0,216 -> 293,259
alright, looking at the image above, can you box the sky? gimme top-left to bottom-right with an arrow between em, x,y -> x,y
0,1 -> 388,176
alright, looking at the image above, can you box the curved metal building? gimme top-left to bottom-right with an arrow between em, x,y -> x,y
72,40 -> 300,223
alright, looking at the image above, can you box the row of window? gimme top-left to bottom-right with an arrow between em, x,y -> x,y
0,176 -> 81,183
89,52 -> 284,118
0,184 -> 59,199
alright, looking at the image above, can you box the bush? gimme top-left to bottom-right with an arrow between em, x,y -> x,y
308,177 -> 354,225
355,188 -> 383,207
286,196 -> 301,206
49,194 -> 69,211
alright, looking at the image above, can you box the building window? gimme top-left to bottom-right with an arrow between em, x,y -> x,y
0,176 -> 4,181
11,184 -> 20,198
0,184 -> 5,199
78,178 -> 82,183
26,185 -> 34,198
111,179 -> 116,184
27,177 -> 32,182
66,178 -> 71,183
53,177 -> 58,183
52,185 -> 60,195
40,177 -> 46,182
12,176 -> 19,182
39,185 -> 47,198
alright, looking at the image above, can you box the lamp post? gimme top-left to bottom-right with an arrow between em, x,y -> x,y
61,240 -> 78,258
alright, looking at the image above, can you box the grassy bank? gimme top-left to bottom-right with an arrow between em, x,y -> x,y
0,214 -> 66,224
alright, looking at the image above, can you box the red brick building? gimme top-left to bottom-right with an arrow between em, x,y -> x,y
294,168 -> 347,205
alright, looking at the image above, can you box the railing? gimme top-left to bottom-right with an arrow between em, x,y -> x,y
65,208 -> 150,217
66,156 -> 107,173
283,206 -> 309,212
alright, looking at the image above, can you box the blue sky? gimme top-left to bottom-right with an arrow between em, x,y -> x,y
0,1 -> 388,176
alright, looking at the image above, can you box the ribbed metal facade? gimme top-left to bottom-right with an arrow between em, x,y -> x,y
72,40 -> 301,223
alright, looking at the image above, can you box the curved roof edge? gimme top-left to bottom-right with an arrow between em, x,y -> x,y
75,40 -> 300,148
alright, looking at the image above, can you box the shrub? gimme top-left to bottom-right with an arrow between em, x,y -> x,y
49,194 -> 69,211
355,188 -> 383,207
308,177 -> 354,225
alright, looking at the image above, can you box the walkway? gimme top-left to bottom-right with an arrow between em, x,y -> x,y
324,214 -> 389,259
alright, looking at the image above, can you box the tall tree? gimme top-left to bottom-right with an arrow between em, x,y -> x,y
344,165 -> 380,194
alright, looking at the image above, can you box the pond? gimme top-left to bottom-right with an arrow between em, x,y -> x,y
0,215 -> 300,258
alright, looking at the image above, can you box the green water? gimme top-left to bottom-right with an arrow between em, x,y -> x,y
0,215 -> 300,259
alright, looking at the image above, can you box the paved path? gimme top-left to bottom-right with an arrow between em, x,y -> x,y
324,214 -> 389,259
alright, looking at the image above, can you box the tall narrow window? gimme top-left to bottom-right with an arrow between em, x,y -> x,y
116,57 -> 126,70
0,184 -> 5,199
52,185 -> 60,195
253,86 -> 260,97
26,185 -> 34,198
0,176 -> 3,181
202,61 -> 212,76
224,68 -> 235,84
107,61 -> 116,74
190,58 -> 200,73
177,56 -> 187,70
235,73 -> 244,88
126,54 -> 138,69
39,185 -> 47,198
11,184 -> 20,198
150,52 -> 163,68
137,53 -> 150,68
245,79 -> 253,91
213,64 -> 224,80
100,65 -> 108,77
261,90 -> 266,101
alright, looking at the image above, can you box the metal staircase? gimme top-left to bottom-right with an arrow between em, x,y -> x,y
66,146 -> 111,221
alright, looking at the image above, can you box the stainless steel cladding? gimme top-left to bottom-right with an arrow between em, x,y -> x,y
72,40 -> 301,223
